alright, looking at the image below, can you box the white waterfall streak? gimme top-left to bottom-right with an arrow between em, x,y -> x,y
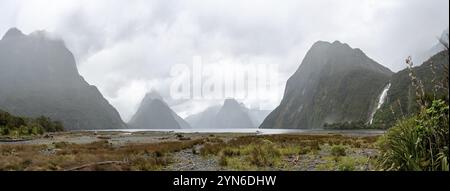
369,83 -> 391,124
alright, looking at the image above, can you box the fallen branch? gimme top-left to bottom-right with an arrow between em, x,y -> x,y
65,161 -> 126,171
0,138 -> 32,142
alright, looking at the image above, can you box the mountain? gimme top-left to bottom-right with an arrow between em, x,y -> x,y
372,50 -> 449,128
416,28 -> 449,65
0,28 -> 126,130
185,99 -> 255,129
128,91 -> 190,129
215,99 -> 255,129
260,41 -> 393,129
432,28 -> 449,53
248,108 -> 272,127
185,105 -> 221,129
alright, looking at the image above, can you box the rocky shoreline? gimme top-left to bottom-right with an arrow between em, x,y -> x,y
0,130 -> 383,171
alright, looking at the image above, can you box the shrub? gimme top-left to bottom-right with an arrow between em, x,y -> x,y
323,121 -> 370,129
378,100 -> 449,171
221,148 -> 241,157
200,143 -> 223,156
337,157 -> 356,171
219,155 -> 228,166
53,142 -> 70,149
248,140 -> 281,167
331,145 -> 346,157
298,147 -> 311,155
0,111 -> 64,137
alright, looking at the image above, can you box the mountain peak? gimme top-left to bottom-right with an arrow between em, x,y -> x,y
332,40 -> 342,45
215,99 -> 254,128
128,91 -> 188,129
261,41 -> 393,129
222,98 -> 248,111
0,27 -> 126,130
308,40 -> 353,55
2,28 -> 65,47
223,98 -> 239,106
142,90 -> 163,103
305,40 -> 388,72
311,40 -> 331,47
2,27 -> 25,40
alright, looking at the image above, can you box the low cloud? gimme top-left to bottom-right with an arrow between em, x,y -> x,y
1,0 -> 448,120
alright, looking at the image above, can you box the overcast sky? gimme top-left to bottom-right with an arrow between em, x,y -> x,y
0,0 -> 448,121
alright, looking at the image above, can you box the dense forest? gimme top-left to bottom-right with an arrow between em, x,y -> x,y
0,110 -> 64,137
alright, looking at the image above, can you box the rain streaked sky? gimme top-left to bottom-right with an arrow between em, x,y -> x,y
0,0 -> 448,121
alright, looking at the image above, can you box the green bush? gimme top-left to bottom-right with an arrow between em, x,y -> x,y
0,111 -> 64,137
219,155 -> 229,166
323,121 -> 372,129
221,148 -> 241,157
337,157 -> 356,171
248,140 -> 281,167
331,145 -> 346,157
378,100 -> 449,171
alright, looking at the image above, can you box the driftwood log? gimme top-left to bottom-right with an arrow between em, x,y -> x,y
0,138 -> 31,142
65,161 -> 126,171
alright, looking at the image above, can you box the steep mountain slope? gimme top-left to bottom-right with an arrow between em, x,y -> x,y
128,91 -> 190,129
372,50 -> 449,128
416,28 -> 449,65
215,99 -> 255,129
0,28 -> 126,130
260,41 -> 393,129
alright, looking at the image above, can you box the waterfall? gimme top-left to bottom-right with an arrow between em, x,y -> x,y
369,83 -> 391,124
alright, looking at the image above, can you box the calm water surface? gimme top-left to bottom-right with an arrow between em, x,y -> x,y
93,128 -> 385,135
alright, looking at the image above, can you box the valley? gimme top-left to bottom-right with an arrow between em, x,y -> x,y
0,25 -> 448,172
0,130 -> 382,171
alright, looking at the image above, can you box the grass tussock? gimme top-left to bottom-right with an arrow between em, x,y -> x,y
316,156 -> 370,171
0,133 -> 379,171
377,100 -> 449,171
0,138 -> 204,171
248,140 -> 281,167
330,145 -> 346,157
201,134 -> 378,170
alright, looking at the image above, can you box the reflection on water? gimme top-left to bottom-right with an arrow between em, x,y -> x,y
93,128 -> 385,135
